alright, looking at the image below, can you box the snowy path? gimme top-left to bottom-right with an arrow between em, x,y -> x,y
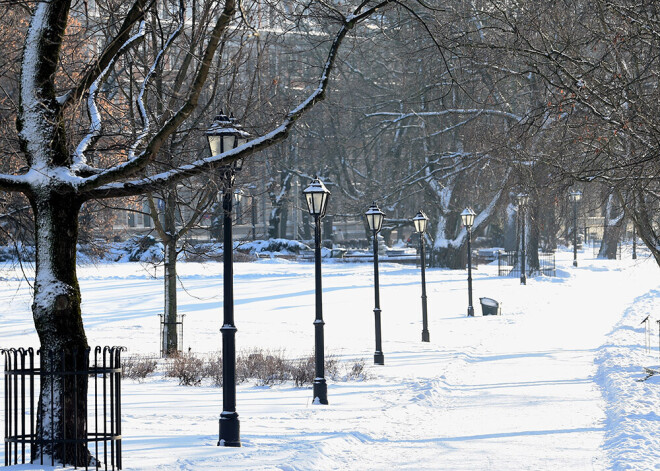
1,250 -> 659,470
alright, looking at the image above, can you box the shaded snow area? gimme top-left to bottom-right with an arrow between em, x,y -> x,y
1,248 -> 660,470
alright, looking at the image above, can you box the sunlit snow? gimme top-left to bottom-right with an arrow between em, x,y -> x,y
1,247 -> 659,470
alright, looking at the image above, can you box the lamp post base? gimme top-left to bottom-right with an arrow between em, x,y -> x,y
422,330 -> 430,342
573,260 -> 578,267
467,306 -> 474,317
218,412 -> 241,447
374,351 -> 384,365
313,378 -> 328,405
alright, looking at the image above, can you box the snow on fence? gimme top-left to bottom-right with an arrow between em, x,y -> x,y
2,347 -> 123,470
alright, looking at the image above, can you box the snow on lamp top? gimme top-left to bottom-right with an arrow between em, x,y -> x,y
206,112 -> 250,171
460,207 -> 476,229
569,190 -> 582,203
365,202 -> 385,233
303,177 -> 330,218
516,193 -> 529,207
413,210 -> 429,234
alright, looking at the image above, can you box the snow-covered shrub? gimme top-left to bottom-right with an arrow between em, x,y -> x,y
106,235 -> 164,263
122,355 -> 158,381
165,352 -> 205,386
344,359 -> 370,381
237,238 -> 310,256
0,243 -> 36,262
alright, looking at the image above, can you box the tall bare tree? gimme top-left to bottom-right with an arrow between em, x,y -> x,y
0,0 -> 398,464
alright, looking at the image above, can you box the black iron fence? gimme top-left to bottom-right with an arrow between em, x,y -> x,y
497,251 -> 556,278
3,346 -> 123,470
159,314 -> 185,357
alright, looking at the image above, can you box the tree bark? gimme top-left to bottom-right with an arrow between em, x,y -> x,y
599,193 -> 623,259
31,190 -> 90,465
159,191 -> 179,355
163,238 -> 178,355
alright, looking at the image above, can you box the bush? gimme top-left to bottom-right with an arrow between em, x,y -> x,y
289,354 -> 340,387
122,355 -> 158,381
237,349 -> 289,386
165,352 -> 205,386
205,353 -> 223,387
161,350 -> 370,389
345,359 -> 370,381
289,356 -> 314,387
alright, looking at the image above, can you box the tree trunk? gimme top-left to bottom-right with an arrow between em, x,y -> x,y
599,193 -> 623,259
268,207 -> 281,239
434,244 -> 466,269
32,191 -> 90,466
163,238 -> 178,355
279,205 -> 289,238
527,205 -> 540,273
163,192 -> 179,356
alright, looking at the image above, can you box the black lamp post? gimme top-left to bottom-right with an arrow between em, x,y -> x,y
461,208 -> 476,317
208,112 -> 249,448
303,177 -> 331,405
516,193 -> 529,285
365,202 -> 385,365
413,211 -> 430,342
632,225 -> 637,260
569,190 -> 582,267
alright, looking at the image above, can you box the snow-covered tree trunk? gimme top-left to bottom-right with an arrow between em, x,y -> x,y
599,192 -> 623,259
32,191 -> 90,465
268,171 -> 293,239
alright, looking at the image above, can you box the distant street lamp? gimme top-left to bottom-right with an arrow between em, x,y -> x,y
461,208 -> 476,317
413,211 -> 430,342
303,177 -> 331,405
234,189 -> 244,224
208,112 -> 249,448
365,202 -> 385,365
516,193 -> 529,285
569,190 -> 582,267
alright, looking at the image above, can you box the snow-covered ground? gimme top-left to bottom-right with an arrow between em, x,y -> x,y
1,247 -> 660,470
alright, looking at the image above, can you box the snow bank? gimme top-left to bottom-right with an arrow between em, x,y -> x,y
595,288 -> 660,469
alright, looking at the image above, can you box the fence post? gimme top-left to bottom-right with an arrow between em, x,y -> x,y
2,346 -> 123,469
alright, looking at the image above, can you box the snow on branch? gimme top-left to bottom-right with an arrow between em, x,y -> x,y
366,109 -> 523,124
57,0 -> 149,107
435,168 -> 512,250
77,0 -> 237,193
131,2 -> 185,162
84,0 -> 395,199
73,21 -> 146,173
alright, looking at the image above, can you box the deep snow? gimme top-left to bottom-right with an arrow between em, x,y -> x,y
1,247 -> 659,470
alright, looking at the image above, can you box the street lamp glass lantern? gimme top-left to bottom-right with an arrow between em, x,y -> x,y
516,193 -> 529,207
460,208 -> 476,228
303,178 -> 330,218
413,210 -> 429,234
206,112 -> 250,171
569,190 -> 582,203
234,189 -> 244,205
365,202 -> 385,233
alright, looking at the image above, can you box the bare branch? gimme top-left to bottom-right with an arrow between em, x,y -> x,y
57,0 -> 150,107
84,0 -> 396,199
